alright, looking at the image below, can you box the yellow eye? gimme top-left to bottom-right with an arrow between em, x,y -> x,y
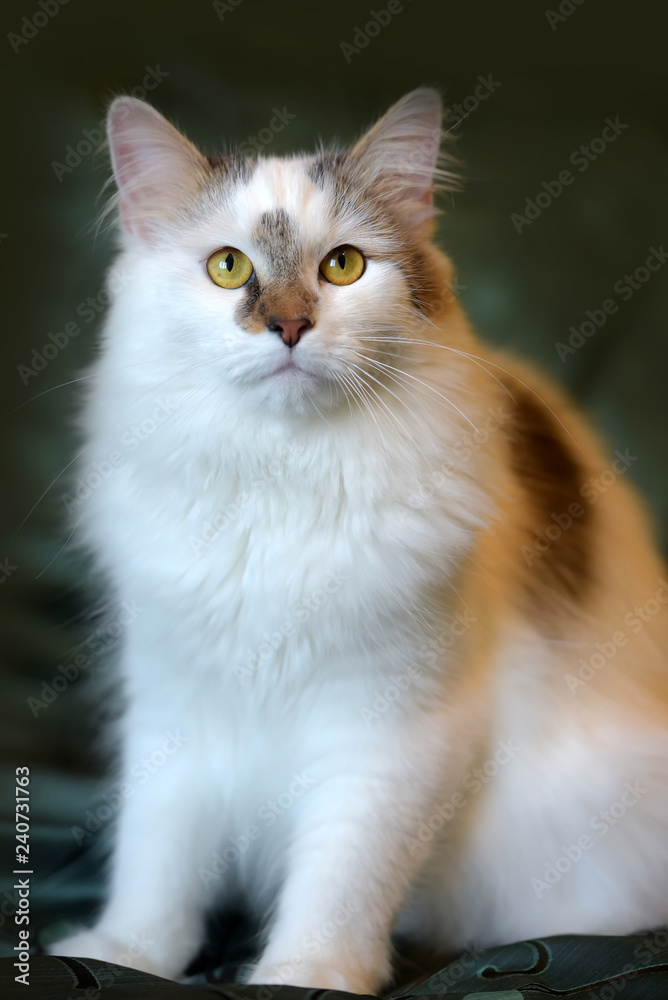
206,247 -> 254,288
319,245 -> 365,286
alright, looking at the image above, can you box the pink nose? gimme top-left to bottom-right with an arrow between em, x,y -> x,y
267,317 -> 313,348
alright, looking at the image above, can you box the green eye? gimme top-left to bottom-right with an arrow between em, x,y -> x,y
319,245 -> 365,285
206,247 -> 254,288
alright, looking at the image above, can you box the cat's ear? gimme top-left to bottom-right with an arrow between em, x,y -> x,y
105,97 -> 210,244
350,89 -> 454,232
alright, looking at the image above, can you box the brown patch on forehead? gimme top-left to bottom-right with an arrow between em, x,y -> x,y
251,208 -> 303,283
508,386 -> 593,612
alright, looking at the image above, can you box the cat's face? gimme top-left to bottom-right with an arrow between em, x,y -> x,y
106,90 -> 454,418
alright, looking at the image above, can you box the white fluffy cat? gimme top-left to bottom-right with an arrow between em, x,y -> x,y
50,89 -> 668,993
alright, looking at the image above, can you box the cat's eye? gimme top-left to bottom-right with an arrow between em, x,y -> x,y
206,247 -> 254,289
319,245 -> 365,286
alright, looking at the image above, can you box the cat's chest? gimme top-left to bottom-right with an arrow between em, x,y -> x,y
101,439 -> 470,654
128,460 -> 405,599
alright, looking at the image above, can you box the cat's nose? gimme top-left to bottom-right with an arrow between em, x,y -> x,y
267,317 -> 313,348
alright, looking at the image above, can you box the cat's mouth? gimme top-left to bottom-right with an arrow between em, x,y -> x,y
260,357 -> 306,380
274,359 -> 299,374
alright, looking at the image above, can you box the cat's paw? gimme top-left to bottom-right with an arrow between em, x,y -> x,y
48,928 -> 163,976
247,960 -> 376,994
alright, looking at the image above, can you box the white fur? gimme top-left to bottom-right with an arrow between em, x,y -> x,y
50,94 -> 668,993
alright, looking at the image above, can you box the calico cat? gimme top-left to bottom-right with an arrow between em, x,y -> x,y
49,89 -> 668,993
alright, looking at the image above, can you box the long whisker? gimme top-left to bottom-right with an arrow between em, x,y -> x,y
355,334 -> 516,403
344,355 -> 440,445
349,349 -> 480,435
10,452 -> 80,543
344,359 -> 426,434
331,372 -> 355,420
340,367 -> 391,451
306,386 -> 328,424
2,359 -> 168,420
356,335 -> 581,451
344,361 -> 420,448
35,519 -> 80,581
345,366 -> 429,484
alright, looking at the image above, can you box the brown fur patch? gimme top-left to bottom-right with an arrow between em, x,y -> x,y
508,387 -> 593,604
252,209 -> 302,283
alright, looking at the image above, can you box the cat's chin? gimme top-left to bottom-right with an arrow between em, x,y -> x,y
238,364 -> 342,418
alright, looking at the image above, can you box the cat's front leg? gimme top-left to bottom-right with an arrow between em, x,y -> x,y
49,718 -> 225,980
247,734 -> 444,994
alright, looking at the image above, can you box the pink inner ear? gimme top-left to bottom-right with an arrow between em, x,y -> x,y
112,137 -> 140,193
108,100 -> 145,190
403,132 -> 440,187
372,121 -> 442,217
105,98 -> 205,245
110,132 -> 147,236
393,182 -> 434,205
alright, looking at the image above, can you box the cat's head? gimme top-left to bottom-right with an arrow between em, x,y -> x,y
104,89 -> 458,419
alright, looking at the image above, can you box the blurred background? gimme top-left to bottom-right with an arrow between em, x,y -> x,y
0,0 -> 666,974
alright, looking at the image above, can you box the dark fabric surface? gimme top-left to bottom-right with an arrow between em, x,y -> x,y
3,931 -> 668,998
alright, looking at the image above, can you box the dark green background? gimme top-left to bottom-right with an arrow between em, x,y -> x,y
0,0 -> 666,964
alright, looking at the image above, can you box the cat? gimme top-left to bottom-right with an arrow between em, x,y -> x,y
49,88 -> 668,994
